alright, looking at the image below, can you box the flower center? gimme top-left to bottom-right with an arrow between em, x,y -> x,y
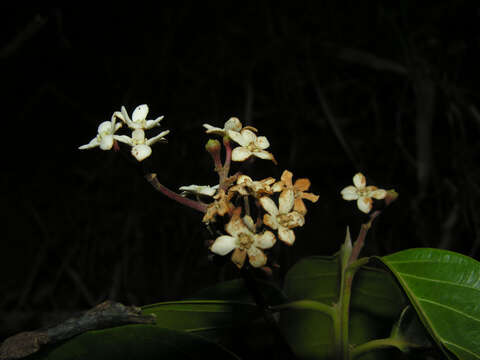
237,233 -> 254,250
277,213 -> 297,228
247,143 -> 258,152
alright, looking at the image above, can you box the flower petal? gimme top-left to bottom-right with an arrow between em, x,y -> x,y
114,135 -> 133,145
341,186 -> 359,200
121,106 -> 131,124
247,247 -> 267,268
253,150 -> 275,161
146,130 -> 170,146
263,214 -> 278,230
294,178 -> 311,192
281,170 -> 294,187
211,235 -> 237,255
241,129 -> 257,144
260,196 -> 279,216
224,117 -> 242,132
237,175 -> 253,184
278,227 -> 295,246
179,184 -> 218,197
100,135 -> 114,150
353,173 -> 366,189
255,136 -> 270,150
226,213 -> 249,237
228,130 -> 249,146
97,121 -> 113,134
357,196 -> 372,214
203,123 -> 222,133
370,189 -> 387,200
131,144 -> 152,161
231,147 -> 252,162
279,189 -> 295,214
132,104 -> 149,122
145,116 -> 164,129
294,198 -> 307,215
302,192 -> 319,203
231,248 -> 247,268
254,231 -> 276,249
243,215 -> 256,233
78,137 -> 100,150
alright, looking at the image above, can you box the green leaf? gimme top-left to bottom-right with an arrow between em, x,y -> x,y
142,300 -> 259,339
142,279 -> 287,356
380,248 -> 480,360
29,325 -> 240,360
281,256 -> 406,359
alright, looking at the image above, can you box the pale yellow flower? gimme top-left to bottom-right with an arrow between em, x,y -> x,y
260,190 -> 305,245
78,115 -> 123,151
340,173 -> 387,214
114,104 -> 164,130
227,129 -> 277,164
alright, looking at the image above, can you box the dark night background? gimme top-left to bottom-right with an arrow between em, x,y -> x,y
1,1 -> 480,352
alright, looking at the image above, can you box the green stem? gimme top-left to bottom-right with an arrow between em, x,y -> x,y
350,338 -> 413,359
336,257 -> 367,359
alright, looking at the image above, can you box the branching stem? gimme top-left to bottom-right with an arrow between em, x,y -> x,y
145,174 -> 207,213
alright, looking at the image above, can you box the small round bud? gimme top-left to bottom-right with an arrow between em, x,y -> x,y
205,139 -> 221,153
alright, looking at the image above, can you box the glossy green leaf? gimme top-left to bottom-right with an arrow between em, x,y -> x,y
380,248 -> 480,360
281,256 -> 407,359
29,325 -> 240,360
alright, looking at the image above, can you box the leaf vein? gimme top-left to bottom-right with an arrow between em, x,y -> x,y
443,340 -> 480,359
417,297 -> 480,323
398,272 -> 480,292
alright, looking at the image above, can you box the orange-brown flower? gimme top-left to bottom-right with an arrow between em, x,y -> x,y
202,190 -> 234,223
272,170 -> 319,215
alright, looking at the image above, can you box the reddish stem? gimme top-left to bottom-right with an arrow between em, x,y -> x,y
349,210 -> 380,263
223,137 -> 232,178
144,174 -> 207,213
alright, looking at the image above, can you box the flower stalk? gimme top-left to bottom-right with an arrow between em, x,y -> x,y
145,174 -> 207,213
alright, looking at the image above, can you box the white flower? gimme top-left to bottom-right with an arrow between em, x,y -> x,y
210,209 -> 276,268
179,184 -> 219,197
116,128 -> 170,162
340,173 -> 387,214
260,190 -> 305,245
227,129 -> 277,164
114,104 -> 164,130
79,115 -> 123,151
203,117 -> 243,136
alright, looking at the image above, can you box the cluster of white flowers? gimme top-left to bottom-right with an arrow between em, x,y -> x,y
80,107 -> 390,269
79,104 -> 169,161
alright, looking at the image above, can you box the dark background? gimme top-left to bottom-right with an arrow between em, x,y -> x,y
1,1 -> 480,344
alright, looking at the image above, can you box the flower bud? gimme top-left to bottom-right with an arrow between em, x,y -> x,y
205,139 -> 222,169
